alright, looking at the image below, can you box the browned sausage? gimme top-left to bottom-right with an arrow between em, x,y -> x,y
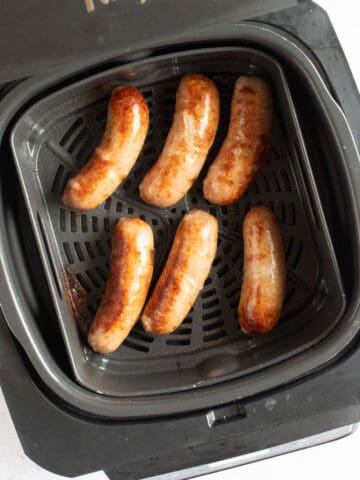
239,206 -> 286,335
139,74 -> 219,208
88,218 -> 154,353
141,210 -> 218,335
63,86 -> 149,211
203,76 -> 272,205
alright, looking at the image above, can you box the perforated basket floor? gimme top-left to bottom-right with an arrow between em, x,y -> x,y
11,47 -> 345,397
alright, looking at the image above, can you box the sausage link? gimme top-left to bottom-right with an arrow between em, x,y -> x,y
203,76 -> 272,205
141,210 -> 218,334
63,86 -> 149,211
88,218 -> 154,353
239,206 -> 286,335
139,74 -> 219,208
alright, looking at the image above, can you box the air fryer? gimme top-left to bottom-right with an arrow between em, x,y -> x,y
0,1 -> 359,479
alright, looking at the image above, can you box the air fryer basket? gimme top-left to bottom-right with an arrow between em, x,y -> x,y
1,22 -> 359,418
10,46 -> 344,397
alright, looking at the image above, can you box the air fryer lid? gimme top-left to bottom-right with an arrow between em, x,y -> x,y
0,0 -> 297,83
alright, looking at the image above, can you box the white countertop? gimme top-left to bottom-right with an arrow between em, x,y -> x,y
1,1 -> 359,479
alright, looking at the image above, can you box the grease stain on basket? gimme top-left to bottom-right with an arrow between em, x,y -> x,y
63,265 -> 91,335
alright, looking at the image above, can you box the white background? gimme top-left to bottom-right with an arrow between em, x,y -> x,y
1,0 -> 359,479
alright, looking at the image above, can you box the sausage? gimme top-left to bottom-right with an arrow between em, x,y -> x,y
239,206 -> 286,335
141,210 -> 218,335
203,76 -> 272,205
63,86 -> 149,211
139,74 -> 219,208
88,218 -> 154,353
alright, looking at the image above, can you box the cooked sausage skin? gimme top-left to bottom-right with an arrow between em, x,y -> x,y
88,218 -> 154,353
139,74 -> 220,208
203,76 -> 272,205
141,210 -> 218,335
63,86 -> 149,211
239,206 -> 286,335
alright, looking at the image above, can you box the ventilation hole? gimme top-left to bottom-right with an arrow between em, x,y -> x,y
104,198 -> 112,211
80,215 -> 88,233
203,330 -> 226,342
278,202 -> 286,223
183,317 -> 193,324
106,238 -> 111,249
201,288 -> 217,299
223,276 -> 237,289
104,218 -> 111,232
271,172 -> 281,192
123,181 -> 131,191
203,299 -> 220,309
268,200 -> 275,213
191,198 -> 198,204
221,219 -> 228,227
95,240 -> 105,256
289,203 -> 296,226
123,340 -> 150,353
213,256 -> 222,267
203,309 -> 222,321
244,202 -> 251,215
249,181 -> 260,194
62,172 -> 72,192
95,266 -> 108,282
59,118 -> 83,147
51,165 -> 65,194
232,221 -> 240,233
259,174 -> 270,192
85,242 -> 95,259
285,287 -> 296,305
70,211 -> 77,232
76,273 -> 91,292
281,169 -> 292,191
68,127 -> 90,155
128,330 -> 154,343
86,270 -> 101,288
205,277 -> 213,286
96,110 -> 106,123
60,208 -> 66,232
209,207 -> 217,216
74,242 -> 85,262
63,242 -> 74,264
170,208 -> 177,214
151,219 -> 158,226
220,207 -> 228,215
202,320 -> 224,332
292,242 -> 303,269
222,243 -> 232,255
230,249 -> 242,263
286,237 -> 294,261
168,218 -> 174,224
76,139 -> 94,163
217,265 -> 230,278
171,327 -> 192,335
158,229 -> 165,237
142,89 -> 153,99
226,287 -> 240,299
232,203 -> 239,215
133,165 -> 146,178
127,207 -> 134,214
92,216 -> 99,232
116,202 -> 123,213
166,338 -> 190,346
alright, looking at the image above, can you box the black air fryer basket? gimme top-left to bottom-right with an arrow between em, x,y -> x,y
0,1 -> 360,478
